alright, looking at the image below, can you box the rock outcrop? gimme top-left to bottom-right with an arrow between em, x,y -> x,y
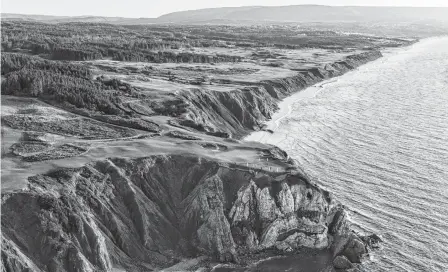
2,155 -> 364,271
334,255 -> 353,270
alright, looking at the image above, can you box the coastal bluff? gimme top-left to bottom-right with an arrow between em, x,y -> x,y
1,22 -> 401,272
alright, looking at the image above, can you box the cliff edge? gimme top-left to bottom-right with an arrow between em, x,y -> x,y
1,22 -> 398,272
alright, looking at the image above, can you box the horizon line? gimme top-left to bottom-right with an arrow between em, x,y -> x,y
2,4 -> 448,20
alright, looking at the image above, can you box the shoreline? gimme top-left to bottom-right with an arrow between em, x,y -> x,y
243,39 -> 421,144
1,35 -> 411,271
238,37 -> 448,271
235,42 -> 419,271
203,47 -> 401,271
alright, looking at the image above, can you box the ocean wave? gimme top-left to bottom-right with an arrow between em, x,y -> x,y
247,37 -> 448,272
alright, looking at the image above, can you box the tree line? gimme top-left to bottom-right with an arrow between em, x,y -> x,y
1,53 -> 164,132
1,21 -> 243,62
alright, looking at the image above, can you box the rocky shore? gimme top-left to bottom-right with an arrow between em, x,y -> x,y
1,22 -> 406,272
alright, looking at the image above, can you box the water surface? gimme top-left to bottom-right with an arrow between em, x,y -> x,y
246,37 -> 448,272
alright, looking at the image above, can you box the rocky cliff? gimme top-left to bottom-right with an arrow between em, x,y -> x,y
1,50 -> 383,272
2,154 -> 364,271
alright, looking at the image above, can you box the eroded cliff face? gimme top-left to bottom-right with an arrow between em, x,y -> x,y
1,155 -> 354,271
177,51 -> 382,138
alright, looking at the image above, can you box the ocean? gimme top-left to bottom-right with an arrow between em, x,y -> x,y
245,37 -> 448,272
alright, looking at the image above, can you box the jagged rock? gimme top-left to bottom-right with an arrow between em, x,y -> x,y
256,187 -> 282,222
185,174 -> 238,263
229,179 -> 332,251
1,235 -> 43,272
361,233 -> 383,249
229,181 -> 257,224
245,230 -> 259,249
275,231 -> 327,251
259,214 -> 328,249
334,255 -> 353,269
342,236 -> 367,263
329,209 -> 350,235
278,182 -> 294,214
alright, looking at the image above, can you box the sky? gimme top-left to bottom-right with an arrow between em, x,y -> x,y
2,0 -> 448,18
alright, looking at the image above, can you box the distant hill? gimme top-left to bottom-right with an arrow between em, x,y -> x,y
1,13 -> 141,24
1,13 -> 69,21
157,5 -> 448,24
2,5 -> 448,25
